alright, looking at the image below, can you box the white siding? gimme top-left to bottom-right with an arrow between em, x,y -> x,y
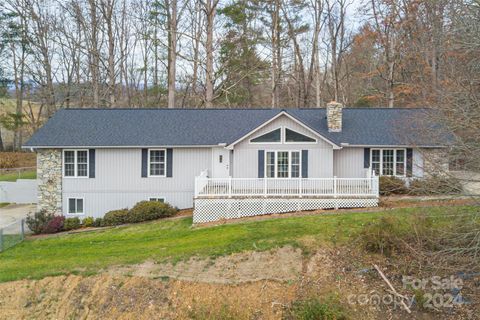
232,115 -> 334,178
63,148 -> 211,217
413,148 -> 424,178
333,148 -> 367,178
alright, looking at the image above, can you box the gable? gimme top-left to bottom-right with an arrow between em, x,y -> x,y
231,113 -> 338,149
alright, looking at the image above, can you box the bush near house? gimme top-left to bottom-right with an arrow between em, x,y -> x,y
127,201 -> 177,223
82,217 -> 95,227
103,209 -> 130,226
102,201 -> 177,226
26,210 -> 56,234
63,217 -> 81,231
42,216 -> 65,234
93,217 -> 104,227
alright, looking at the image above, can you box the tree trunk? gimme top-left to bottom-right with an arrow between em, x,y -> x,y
89,0 -> 100,106
204,0 -> 218,108
167,0 -> 177,108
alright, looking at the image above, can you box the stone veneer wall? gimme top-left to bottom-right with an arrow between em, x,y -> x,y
327,101 -> 343,132
37,149 -> 62,214
422,148 -> 449,177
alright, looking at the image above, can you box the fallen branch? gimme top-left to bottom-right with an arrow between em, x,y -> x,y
373,264 -> 411,314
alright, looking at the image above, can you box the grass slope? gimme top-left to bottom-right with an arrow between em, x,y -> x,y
0,206 -> 476,283
0,170 -> 36,181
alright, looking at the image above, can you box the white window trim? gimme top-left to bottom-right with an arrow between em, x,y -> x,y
148,148 -> 167,177
67,197 -> 85,215
283,127 -> 317,144
148,197 -> 165,203
249,128 -> 283,144
250,126 -> 317,145
265,150 -> 302,178
63,149 -> 89,178
370,148 -> 407,177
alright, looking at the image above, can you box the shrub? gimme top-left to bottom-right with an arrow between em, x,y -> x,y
63,217 -> 81,231
379,176 -> 408,196
409,176 -> 462,195
0,153 -> 18,168
83,217 -> 95,227
26,210 -> 55,234
286,296 -> 348,320
43,216 -> 65,234
93,217 -> 104,227
126,201 -> 177,223
103,209 -> 129,226
358,216 -> 402,257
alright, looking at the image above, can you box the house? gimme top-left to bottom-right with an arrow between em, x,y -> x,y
24,103 -> 452,223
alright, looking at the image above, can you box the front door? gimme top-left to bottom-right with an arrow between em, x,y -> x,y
212,148 -> 230,178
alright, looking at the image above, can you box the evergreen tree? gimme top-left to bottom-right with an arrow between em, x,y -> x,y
217,0 -> 269,106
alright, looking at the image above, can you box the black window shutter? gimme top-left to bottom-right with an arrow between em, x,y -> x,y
258,150 -> 265,178
89,149 -> 95,178
406,148 -> 413,177
141,149 -> 148,177
166,148 -> 173,177
301,150 -> 308,178
364,148 -> 370,168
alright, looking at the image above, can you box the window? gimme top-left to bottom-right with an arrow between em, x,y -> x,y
371,149 -> 381,176
266,151 -> 275,178
219,155 -> 223,163
149,149 -> 166,177
285,128 -> 316,143
396,150 -> 405,176
382,150 -> 394,175
265,151 -> 301,178
277,151 -> 289,177
371,149 -> 406,177
250,128 -> 281,143
64,150 -> 88,177
68,198 -> 84,214
291,151 -> 300,178
149,197 -> 165,203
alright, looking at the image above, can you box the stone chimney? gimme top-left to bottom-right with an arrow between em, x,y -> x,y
327,101 -> 343,132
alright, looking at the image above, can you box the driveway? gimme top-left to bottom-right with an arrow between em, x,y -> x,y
451,171 -> 480,196
0,204 -> 36,230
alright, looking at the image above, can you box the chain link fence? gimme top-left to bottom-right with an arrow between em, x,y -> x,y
0,219 -> 25,252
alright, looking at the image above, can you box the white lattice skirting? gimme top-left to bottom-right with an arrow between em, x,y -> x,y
193,197 -> 379,223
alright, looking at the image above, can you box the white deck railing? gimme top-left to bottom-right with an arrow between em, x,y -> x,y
194,175 -> 379,198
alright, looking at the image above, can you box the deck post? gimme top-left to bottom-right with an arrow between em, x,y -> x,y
194,177 -> 197,197
333,176 -> 337,198
264,178 -> 267,197
228,176 -> 232,198
299,178 -> 302,198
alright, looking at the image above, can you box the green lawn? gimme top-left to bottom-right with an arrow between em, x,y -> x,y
0,170 -> 36,182
0,206 -> 476,283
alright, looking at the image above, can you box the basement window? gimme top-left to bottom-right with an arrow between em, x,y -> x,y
149,197 -> 165,203
68,198 -> 84,215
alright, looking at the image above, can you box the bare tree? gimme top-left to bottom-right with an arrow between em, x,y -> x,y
202,0 -> 220,108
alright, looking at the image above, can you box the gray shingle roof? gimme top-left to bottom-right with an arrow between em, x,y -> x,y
23,108 -> 453,148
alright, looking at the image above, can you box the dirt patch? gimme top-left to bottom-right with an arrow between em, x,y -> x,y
0,246 -> 478,319
110,246 -> 303,284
